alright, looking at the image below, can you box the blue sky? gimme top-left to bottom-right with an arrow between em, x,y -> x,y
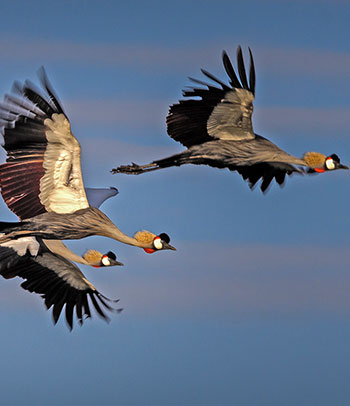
0,0 -> 350,404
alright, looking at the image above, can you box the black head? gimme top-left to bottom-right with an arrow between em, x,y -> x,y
325,154 -> 349,171
158,233 -> 170,244
154,233 -> 175,251
144,233 -> 176,253
101,251 -> 123,266
106,251 -> 116,260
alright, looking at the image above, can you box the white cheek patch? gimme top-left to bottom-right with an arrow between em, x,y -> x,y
102,256 -> 111,266
153,237 -> 163,250
325,159 -> 336,170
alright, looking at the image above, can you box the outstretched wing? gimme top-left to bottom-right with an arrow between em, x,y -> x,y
0,68 -> 89,219
0,238 -> 121,329
166,46 -> 255,148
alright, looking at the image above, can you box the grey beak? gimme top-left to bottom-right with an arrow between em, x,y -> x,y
163,242 -> 176,251
111,259 -> 124,266
337,163 -> 349,170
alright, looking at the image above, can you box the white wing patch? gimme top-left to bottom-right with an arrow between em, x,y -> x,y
0,234 -> 40,256
39,113 -> 89,213
207,89 -> 255,141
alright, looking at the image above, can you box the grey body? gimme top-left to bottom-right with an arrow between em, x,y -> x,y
0,207 -> 142,245
166,136 -> 305,168
9,207 -> 120,240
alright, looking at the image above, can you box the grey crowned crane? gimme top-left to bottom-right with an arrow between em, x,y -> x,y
0,69 -> 175,253
0,185 -> 124,329
0,237 -> 123,329
113,46 -> 348,192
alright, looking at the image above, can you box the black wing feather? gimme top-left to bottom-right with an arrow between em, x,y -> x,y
236,162 -> 301,192
200,69 -> 231,90
248,48 -> 256,95
89,292 -> 109,321
236,46 -> 249,90
222,51 -> 242,89
38,67 -> 65,115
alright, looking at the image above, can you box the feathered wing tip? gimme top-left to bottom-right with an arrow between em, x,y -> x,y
37,67 -> 65,115
188,46 -> 255,95
236,46 -> 249,90
222,50 -> 241,89
46,289 -> 122,331
133,230 -> 157,244
11,262 -> 123,330
248,47 -> 256,95
303,152 -> 327,168
200,68 -> 230,90
222,46 -> 255,95
21,79 -> 55,118
11,80 -> 24,96
8,69 -> 64,118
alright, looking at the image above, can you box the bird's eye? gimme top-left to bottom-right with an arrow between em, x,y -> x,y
325,158 -> 335,170
101,255 -> 111,266
153,237 -> 163,250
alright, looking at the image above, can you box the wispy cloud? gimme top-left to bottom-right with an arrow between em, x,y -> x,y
85,242 -> 350,318
254,106 -> 350,138
255,46 -> 350,77
65,98 -> 350,140
65,99 -> 168,128
143,243 -> 349,317
0,37 -> 216,71
2,37 -> 350,78
81,138 -> 177,166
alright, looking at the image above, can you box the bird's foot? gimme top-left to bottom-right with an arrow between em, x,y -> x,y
111,162 -> 157,175
111,162 -> 143,174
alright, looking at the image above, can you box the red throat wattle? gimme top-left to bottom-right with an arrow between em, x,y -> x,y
144,248 -> 155,254
314,168 -> 325,173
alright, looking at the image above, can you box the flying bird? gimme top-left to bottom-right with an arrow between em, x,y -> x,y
0,69 -> 176,252
0,181 -> 124,329
113,46 -> 348,192
0,237 -> 123,329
